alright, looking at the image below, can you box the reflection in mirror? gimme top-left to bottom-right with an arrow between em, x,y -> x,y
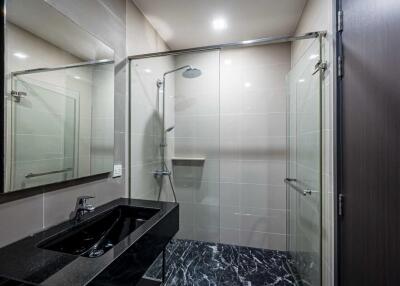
4,0 -> 115,193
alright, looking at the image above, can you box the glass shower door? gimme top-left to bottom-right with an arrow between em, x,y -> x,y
10,78 -> 77,191
286,38 -> 323,285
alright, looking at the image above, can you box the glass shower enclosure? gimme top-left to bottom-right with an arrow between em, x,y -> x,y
129,32 -> 325,285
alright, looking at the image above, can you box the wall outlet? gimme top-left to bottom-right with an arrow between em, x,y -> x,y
113,164 -> 122,178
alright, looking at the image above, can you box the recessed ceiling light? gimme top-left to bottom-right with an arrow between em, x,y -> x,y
212,18 -> 227,30
13,52 -> 28,59
309,54 -> 319,60
224,59 -> 232,65
73,76 -> 81,80
298,79 -> 305,83
144,68 -> 152,73
244,82 -> 252,88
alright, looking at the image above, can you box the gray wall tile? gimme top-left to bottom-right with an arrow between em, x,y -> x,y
0,194 -> 43,247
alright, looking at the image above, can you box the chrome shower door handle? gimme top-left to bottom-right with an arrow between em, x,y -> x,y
284,178 -> 314,196
25,168 -> 73,178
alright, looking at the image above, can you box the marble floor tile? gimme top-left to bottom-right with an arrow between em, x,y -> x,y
144,239 -> 300,286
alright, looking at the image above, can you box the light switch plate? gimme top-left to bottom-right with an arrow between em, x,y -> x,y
113,164 -> 122,178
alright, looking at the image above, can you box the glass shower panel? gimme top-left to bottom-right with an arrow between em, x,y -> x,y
286,38 -> 322,285
130,50 -> 221,243
11,78 -> 77,190
130,55 -> 176,201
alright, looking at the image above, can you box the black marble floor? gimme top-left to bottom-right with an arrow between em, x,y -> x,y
144,239 -> 299,286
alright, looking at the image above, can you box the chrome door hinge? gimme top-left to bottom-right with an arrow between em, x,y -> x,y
338,193 -> 344,216
338,55 -> 344,78
10,90 -> 27,102
337,10 -> 343,32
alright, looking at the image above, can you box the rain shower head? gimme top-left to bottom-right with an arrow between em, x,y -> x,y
163,65 -> 202,79
182,67 -> 202,79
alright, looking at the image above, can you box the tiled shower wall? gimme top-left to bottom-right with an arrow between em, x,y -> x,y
219,44 -> 290,250
173,51 -> 220,242
173,44 -> 290,250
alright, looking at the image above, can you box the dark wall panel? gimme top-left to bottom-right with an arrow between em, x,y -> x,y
341,0 -> 400,285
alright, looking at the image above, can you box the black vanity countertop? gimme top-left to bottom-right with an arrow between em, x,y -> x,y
0,198 -> 178,286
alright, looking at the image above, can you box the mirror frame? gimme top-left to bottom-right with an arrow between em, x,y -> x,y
1,0 -> 4,201
0,0 -> 114,204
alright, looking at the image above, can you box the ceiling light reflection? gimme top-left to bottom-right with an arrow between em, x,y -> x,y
212,18 -> 227,30
13,52 -> 28,59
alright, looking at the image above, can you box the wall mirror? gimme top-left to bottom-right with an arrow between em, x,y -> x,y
3,0 -> 115,193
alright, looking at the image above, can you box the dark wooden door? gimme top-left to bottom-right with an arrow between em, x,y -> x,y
340,0 -> 400,285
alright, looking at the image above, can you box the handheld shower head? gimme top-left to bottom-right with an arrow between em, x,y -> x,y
165,126 -> 175,132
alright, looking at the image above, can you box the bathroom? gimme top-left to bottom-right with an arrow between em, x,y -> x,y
0,0 -> 398,285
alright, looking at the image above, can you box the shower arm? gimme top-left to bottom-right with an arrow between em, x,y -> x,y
163,65 -> 192,77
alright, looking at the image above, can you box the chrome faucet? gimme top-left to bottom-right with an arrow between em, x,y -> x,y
72,196 -> 95,222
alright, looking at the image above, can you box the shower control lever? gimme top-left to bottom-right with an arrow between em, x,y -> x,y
152,170 -> 171,177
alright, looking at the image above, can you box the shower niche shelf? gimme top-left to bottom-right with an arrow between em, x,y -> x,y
172,157 -> 205,166
172,157 -> 205,161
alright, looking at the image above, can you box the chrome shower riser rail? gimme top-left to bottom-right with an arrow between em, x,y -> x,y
128,31 -> 326,60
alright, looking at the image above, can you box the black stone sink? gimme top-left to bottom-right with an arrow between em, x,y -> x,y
38,206 -> 159,258
0,199 -> 179,286
0,276 -> 36,285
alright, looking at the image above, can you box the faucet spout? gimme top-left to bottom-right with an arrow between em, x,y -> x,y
72,195 -> 95,222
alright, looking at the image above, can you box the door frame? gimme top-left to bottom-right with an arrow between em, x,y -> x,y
0,0 -> 4,194
334,0 -> 341,285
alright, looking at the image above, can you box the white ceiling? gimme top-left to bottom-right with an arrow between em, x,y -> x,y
132,0 -> 308,50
